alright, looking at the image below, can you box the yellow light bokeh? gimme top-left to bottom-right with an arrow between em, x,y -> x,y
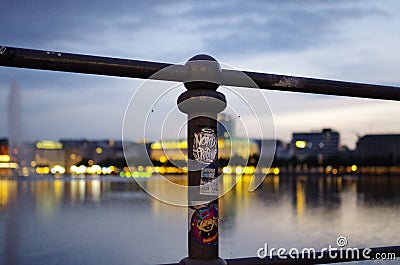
295,140 -> 307,149
0,155 -> 10,162
159,156 -> 167,163
151,141 -> 187,150
36,167 -> 50,174
36,140 -> 63,150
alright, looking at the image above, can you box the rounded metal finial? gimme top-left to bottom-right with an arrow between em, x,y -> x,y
187,54 -> 218,62
184,54 -> 222,90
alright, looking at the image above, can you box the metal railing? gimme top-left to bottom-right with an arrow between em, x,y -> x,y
1,46 -> 400,101
1,46 -> 400,264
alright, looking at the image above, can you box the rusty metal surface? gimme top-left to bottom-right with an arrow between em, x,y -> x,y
1,46 -> 400,101
242,70 -> 400,101
0,46 -> 186,81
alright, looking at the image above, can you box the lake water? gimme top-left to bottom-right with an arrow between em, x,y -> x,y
0,174 -> 399,265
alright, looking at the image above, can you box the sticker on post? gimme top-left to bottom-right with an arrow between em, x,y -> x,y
193,128 -> 217,163
200,167 -> 218,196
190,203 -> 218,245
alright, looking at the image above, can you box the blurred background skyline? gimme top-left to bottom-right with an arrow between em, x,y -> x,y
1,1 -> 400,149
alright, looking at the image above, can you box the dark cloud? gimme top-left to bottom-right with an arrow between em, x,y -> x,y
186,3 -> 389,56
0,1 -> 390,59
0,1 -> 158,51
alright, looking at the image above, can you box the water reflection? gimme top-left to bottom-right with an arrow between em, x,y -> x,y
0,175 -> 399,264
0,180 -> 17,211
1,175 -> 400,219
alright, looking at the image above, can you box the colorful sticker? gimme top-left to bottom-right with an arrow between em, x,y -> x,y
190,203 -> 218,245
193,128 -> 217,163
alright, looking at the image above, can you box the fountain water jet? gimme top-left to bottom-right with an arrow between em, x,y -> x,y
7,82 -> 22,172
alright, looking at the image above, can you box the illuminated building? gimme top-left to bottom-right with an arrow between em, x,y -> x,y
291,128 -> 339,161
150,140 -> 187,168
34,140 -> 65,173
0,139 -> 19,175
61,139 -> 123,173
61,139 -> 91,173
149,138 -> 259,166
219,139 -> 259,163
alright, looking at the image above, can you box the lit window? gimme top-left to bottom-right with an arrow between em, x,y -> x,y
295,140 -> 306,149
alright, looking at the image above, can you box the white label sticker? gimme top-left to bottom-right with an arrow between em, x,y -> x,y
200,168 -> 218,196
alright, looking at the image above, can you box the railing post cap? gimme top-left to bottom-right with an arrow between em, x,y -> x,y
184,54 -> 221,90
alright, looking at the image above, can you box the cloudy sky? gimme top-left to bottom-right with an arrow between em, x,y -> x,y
1,0 -> 400,148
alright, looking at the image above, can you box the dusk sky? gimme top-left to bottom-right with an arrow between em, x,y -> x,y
1,1 -> 400,149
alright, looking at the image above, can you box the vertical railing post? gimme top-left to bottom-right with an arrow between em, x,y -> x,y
178,55 -> 227,265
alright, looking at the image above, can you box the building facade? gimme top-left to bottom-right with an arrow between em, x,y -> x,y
356,134 -> 400,164
291,128 -> 339,161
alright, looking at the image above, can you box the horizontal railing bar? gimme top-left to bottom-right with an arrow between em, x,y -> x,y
1,46 -> 400,101
160,245 -> 400,265
0,46 -> 187,82
225,69 -> 400,101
